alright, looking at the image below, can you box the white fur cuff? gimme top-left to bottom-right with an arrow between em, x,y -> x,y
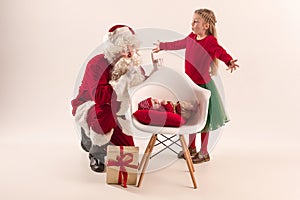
74,101 -> 95,137
90,128 -> 114,146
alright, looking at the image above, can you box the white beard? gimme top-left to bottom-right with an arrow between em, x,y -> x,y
109,53 -> 145,115
110,53 -> 142,81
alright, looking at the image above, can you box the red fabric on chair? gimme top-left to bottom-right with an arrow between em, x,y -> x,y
133,110 -> 186,127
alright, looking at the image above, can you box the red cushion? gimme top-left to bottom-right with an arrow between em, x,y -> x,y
133,110 -> 186,127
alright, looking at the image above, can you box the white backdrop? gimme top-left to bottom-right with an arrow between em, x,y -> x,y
1,0 -> 300,199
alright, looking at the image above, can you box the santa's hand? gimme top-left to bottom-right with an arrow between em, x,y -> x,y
152,40 -> 160,53
151,52 -> 163,73
156,58 -> 164,67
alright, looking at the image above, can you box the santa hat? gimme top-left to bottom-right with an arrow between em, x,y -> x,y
109,25 -> 135,34
138,98 -> 153,110
103,24 -> 140,63
107,25 -> 135,43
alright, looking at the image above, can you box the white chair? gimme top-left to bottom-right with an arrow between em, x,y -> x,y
122,67 -> 211,189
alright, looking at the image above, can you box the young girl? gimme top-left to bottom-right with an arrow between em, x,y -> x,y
152,8 -> 239,164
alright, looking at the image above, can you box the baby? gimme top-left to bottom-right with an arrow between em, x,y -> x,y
138,97 -> 198,120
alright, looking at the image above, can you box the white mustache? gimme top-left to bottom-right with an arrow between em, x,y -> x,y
111,53 -> 142,81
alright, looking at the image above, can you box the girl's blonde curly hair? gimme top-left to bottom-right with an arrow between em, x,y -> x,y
194,8 -> 219,75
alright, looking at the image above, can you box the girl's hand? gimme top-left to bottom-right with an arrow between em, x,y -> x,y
226,59 -> 239,73
152,40 -> 161,53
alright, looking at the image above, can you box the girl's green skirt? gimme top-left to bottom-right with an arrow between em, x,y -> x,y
199,79 -> 229,132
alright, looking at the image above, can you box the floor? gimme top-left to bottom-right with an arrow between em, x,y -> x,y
1,129 -> 299,200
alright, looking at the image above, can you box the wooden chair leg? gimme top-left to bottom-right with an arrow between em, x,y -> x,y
138,134 -> 155,171
137,134 -> 157,187
182,136 -> 195,172
179,135 -> 197,189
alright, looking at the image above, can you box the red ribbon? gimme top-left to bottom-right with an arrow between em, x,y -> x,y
107,146 -> 138,188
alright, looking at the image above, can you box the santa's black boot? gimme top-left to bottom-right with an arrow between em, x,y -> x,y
80,128 -> 92,152
89,144 -> 109,173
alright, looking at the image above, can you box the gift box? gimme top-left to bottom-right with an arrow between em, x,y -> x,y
106,145 -> 139,187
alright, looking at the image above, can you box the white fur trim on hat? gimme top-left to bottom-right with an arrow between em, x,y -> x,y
108,27 -> 134,41
74,101 -> 95,137
90,128 -> 114,146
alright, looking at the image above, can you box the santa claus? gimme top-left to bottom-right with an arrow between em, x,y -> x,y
71,25 -> 148,172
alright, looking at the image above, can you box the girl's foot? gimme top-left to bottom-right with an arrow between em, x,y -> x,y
177,147 -> 197,159
192,152 -> 210,164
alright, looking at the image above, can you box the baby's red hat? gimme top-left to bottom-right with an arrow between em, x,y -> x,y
138,98 -> 153,110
